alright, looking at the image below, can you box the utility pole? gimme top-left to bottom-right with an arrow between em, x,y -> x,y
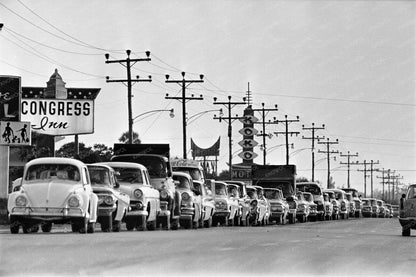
252,103 -> 278,165
340,151 -> 359,188
213,96 -> 246,179
318,138 -> 339,189
356,160 -> 370,197
385,172 -> 402,203
369,160 -> 380,198
302,123 -> 325,182
377,168 -> 388,201
165,72 -> 204,159
105,50 -> 152,144
274,115 -> 300,165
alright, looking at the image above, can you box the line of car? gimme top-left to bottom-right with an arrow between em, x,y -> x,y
7,157 -> 398,234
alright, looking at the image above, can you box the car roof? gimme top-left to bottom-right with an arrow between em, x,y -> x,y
25,157 -> 86,168
95,161 -> 147,171
172,171 -> 192,178
87,164 -> 114,171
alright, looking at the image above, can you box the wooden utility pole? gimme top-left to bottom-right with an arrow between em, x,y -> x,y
105,50 -> 151,144
369,160 -> 380,198
356,160 -> 371,197
377,168 -> 388,201
340,151 -> 359,188
213,96 -> 246,179
165,72 -> 204,159
274,115 -> 300,165
318,138 -> 339,189
252,103 -> 278,165
302,123 -> 325,182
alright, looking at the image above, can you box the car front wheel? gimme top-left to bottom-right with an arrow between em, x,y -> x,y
402,227 -> 411,236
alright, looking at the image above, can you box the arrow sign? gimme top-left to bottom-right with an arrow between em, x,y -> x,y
238,139 -> 258,148
238,151 -> 258,160
239,114 -> 258,125
239,127 -> 258,136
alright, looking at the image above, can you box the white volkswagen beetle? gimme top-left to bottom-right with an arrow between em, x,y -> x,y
8,157 -> 98,234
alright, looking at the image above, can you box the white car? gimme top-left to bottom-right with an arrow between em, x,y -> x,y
96,162 -> 160,231
87,164 -> 130,232
8,157 -> 98,234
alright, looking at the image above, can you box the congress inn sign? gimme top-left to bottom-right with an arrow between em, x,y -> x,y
21,69 -> 100,136
21,99 -> 93,135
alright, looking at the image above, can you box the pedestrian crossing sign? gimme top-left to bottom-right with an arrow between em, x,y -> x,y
0,121 -> 31,146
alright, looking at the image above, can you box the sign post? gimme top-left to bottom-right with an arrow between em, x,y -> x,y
0,76 -> 21,198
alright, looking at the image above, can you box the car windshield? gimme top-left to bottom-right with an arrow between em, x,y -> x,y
112,167 -> 143,184
112,155 -> 167,178
264,189 -> 279,200
303,193 -> 313,202
296,193 -> 304,201
215,183 -> 227,196
193,181 -> 205,195
297,184 -> 321,195
88,166 -> 111,186
257,181 -> 293,197
173,175 -> 192,190
326,192 -> 335,199
227,186 -> 239,198
346,195 -> 352,201
26,164 -> 80,182
173,168 -> 203,181
247,188 -> 258,199
335,192 -> 344,200
407,186 -> 416,199
370,199 -> 376,205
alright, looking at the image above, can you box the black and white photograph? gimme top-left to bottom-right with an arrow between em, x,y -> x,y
0,0 -> 415,276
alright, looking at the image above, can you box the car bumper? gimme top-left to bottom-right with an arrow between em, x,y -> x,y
98,207 -> 117,217
10,206 -> 85,220
213,211 -> 230,217
180,207 -> 195,216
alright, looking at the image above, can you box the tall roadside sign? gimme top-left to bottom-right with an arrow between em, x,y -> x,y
0,76 -> 22,198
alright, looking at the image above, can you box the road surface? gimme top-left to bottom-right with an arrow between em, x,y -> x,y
0,218 -> 414,276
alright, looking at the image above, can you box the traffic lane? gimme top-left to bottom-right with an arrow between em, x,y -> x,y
0,219 -> 414,276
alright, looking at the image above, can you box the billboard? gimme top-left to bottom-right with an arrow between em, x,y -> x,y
21,99 -> 94,136
0,76 -> 21,121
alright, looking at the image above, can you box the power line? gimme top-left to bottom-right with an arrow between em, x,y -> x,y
5,27 -> 102,56
14,0 -> 125,53
1,32 -> 103,78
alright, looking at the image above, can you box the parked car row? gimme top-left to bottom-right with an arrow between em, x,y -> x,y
361,197 -> 397,218
7,157 -> 398,234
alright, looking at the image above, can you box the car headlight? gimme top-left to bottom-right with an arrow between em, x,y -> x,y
134,189 -> 143,199
15,196 -> 27,207
98,195 -> 105,205
160,190 -> 169,200
104,195 -> 114,205
182,192 -> 191,201
68,196 -> 80,207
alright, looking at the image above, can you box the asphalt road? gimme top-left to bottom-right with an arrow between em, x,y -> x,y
0,218 -> 414,277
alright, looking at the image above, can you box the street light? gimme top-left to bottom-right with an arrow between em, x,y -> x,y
133,108 -> 175,122
187,108 -> 223,125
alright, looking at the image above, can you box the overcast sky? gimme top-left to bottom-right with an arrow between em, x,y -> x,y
1,0 -> 415,193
